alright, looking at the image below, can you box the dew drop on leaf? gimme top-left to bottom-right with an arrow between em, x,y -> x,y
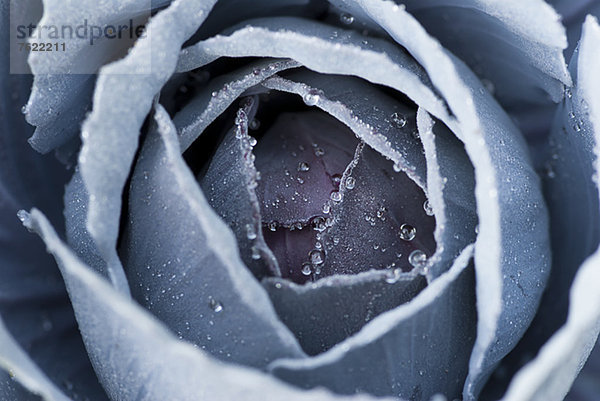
303,89 -> 321,106
245,223 -> 257,240
330,191 -> 342,203
423,200 -> 434,216
314,147 -> 325,157
345,176 -> 356,190
301,263 -> 312,276
309,249 -> 325,266
297,162 -> 310,172
399,223 -> 416,241
208,297 -> 223,313
390,112 -> 407,128
408,249 -> 427,269
340,13 -> 355,25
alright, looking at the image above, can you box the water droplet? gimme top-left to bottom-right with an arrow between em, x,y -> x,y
408,250 -> 427,269
17,210 -> 27,223
251,245 -> 261,260
303,89 -> 320,106
296,177 -> 305,184
252,68 -> 261,75
301,263 -> 312,276
399,224 -> 416,241
309,249 -> 325,266
314,147 -> 325,157
20,105 -> 28,114
248,136 -> 257,147
245,224 -> 257,240
331,174 -> 342,187
345,176 -> 356,190
340,13 -> 354,25
565,88 -> 572,99
322,203 -> 331,214
330,191 -> 342,203
311,216 -> 327,232
393,162 -> 402,172
423,200 -> 434,216
391,112 -> 407,128
568,111 -> 576,119
297,162 -> 310,172
209,298 -> 223,312
385,268 -> 402,284
267,222 -> 277,231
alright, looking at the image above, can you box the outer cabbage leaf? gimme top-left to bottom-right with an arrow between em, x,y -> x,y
24,0 -> 172,153
0,2 -> 106,398
0,317 -> 71,401
498,16 -> 600,401
76,0 -> 218,295
331,0 -> 570,106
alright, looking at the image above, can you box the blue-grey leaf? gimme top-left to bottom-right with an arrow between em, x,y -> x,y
566,339 -> 600,401
174,58 -> 300,151
567,338 -> 600,401
321,142 -> 436,277
176,17 -> 451,124
77,0 -> 218,295
331,0 -> 570,106
417,108 -> 477,279
121,104 -> 305,367
26,75 -> 95,154
0,317 -> 71,401
24,0 -> 172,152
0,2 -> 107,398
199,98 -> 280,278
192,0 -> 324,41
263,271 -> 426,356
550,0 -> 600,60
63,170 -> 109,277
499,16 -> 600,401
270,245 -> 476,400
1,369 -> 43,401
322,4 -> 551,398
19,208 -> 395,401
